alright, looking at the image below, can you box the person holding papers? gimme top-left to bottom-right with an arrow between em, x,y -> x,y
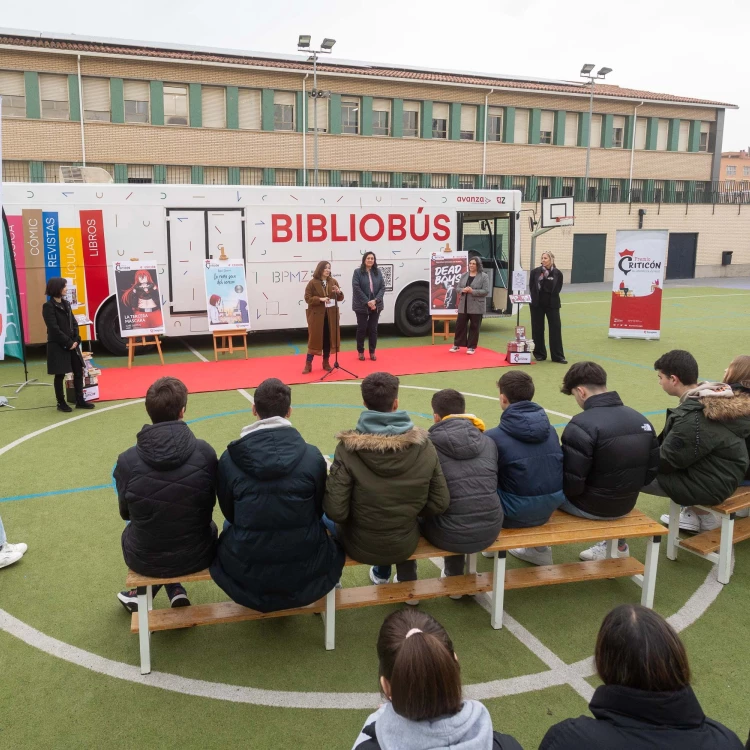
303,261 -> 344,374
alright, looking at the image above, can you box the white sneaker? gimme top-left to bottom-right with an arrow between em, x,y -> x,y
508,546 -> 552,566
579,541 -> 629,561
369,566 -> 390,585
2,542 -> 27,556
440,570 -> 463,600
449,346 -> 460,353
467,348 -> 476,355
481,551 -> 495,558
659,507 -> 720,533
0,546 -> 24,569
393,574 -> 419,605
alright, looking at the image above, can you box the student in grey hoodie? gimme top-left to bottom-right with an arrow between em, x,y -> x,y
353,609 -> 523,750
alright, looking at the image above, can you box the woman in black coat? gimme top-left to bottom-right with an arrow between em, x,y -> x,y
352,251 -> 385,361
540,604 -> 744,750
42,277 -> 94,412
529,251 -> 567,364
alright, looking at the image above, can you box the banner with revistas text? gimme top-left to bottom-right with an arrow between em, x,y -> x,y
608,229 -> 668,340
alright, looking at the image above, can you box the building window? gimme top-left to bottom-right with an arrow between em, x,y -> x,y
164,85 -> 189,126
726,165 -> 737,176
204,166 -> 228,184
485,175 -> 501,189
341,171 -> 360,187
635,118 -> 647,149
654,180 -> 665,203
514,109 -> 529,144
87,164 -> 115,180
432,174 -> 449,189
275,168 -> 297,186
432,102 -> 449,139
124,80 -> 149,123
589,114 -> 602,148
306,170 -> 330,186
401,173 -> 419,188
511,176 -> 528,198
40,74 -> 70,120
44,162 -> 66,183
239,89 -> 261,130
460,104 -> 477,140
372,99 -> 390,136
586,178 -> 600,202
307,94 -> 328,132
165,166 -> 192,183
82,77 -> 110,122
699,122 -> 710,152
537,177 -> 551,200
612,115 -> 626,148
539,111 -> 554,144
341,97 -> 360,135
458,174 -> 475,189
744,166 -> 750,177
273,91 -> 295,131
487,107 -> 502,142
239,167 -> 263,185
128,165 -> 153,184
677,120 -> 690,152
656,119 -> 669,151
403,101 -> 419,138
561,177 -> 575,197
630,179 -> 644,203
0,71 -> 26,118
202,87 -> 226,129
371,172 -> 390,188
610,182 -> 621,202
564,112 -> 578,147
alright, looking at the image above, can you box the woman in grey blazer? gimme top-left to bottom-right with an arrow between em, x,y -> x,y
450,257 -> 490,354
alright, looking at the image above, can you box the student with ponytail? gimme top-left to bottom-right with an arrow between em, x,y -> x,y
353,610 -> 523,750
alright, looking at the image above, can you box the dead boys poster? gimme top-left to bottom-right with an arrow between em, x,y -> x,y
114,261 -> 164,336
430,249 -> 468,315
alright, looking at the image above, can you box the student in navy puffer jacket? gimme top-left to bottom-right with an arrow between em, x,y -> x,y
485,371 -> 565,528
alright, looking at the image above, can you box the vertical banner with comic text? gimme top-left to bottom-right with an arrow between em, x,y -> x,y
114,261 -> 165,337
609,229 -> 668,339
430,250 -> 468,315
204,260 -> 251,331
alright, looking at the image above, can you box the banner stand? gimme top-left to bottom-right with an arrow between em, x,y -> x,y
127,335 -> 165,370
212,330 -> 248,361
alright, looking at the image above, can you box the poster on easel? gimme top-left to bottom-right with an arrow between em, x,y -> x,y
429,244 -> 468,315
608,230 -> 668,340
114,261 -> 165,337
203,259 -> 250,331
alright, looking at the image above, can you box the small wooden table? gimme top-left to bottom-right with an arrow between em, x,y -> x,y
432,314 -> 457,344
127,336 -> 164,369
213,330 -> 248,360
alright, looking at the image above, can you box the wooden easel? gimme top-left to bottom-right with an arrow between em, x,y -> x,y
127,336 -> 165,369
213,330 -> 248,360
431,314 -> 457,344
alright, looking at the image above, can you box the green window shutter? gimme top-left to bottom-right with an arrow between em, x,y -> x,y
621,179 -> 630,202
361,171 -> 373,187
329,93 -> 342,135
296,169 -> 306,186
501,175 -> 513,190
686,180 -> 696,202
150,81 -> 164,125
449,102 -> 461,140
667,119 -> 680,151
29,161 -> 45,182
261,90 -> 275,131
688,121 -> 701,152
645,118 -> 658,150
577,112 -> 590,147
503,107 -> 515,143
153,165 -> 167,184
421,101 -> 433,139
527,176 -> 538,199
191,166 -> 204,184
391,99 -> 403,138
448,174 -> 459,189
189,84 -> 202,128
476,105 -> 486,143
110,78 -> 124,124
24,72 -> 40,119
68,74 -> 81,122
664,180 -> 676,203
262,168 -> 275,185
361,96 -> 373,136
623,115 -> 634,150
226,87 -> 239,130
228,167 -> 240,185
329,170 -> 341,187
528,109 -> 541,145
553,111 -> 566,146
474,175 -> 484,189
551,176 -> 563,196
420,173 -> 431,189
601,114 -> 613,148
600,178 -> 611,201
114,164 -> 128,184
295,91 -> 304,133
390,173 -> 402,188
574,177 -> 586,202
644,179 -> 655,202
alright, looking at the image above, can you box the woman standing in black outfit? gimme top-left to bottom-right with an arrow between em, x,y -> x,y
529,251 -> 567,364
352,252 -> 385,361
42,277 -> 94,412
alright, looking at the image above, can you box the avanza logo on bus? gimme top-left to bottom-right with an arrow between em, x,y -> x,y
271,207 -> 451,243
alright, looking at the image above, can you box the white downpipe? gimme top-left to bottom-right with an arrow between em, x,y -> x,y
482,88 -> 494,188
628,101 -> 644,200
302,73 -> 309,186
77,55 -> 86,165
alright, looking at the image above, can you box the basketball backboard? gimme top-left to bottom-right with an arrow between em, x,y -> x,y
541,196 -> 575,228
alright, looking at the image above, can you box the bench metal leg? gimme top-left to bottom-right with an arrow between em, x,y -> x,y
322,588 -> 336,650
640,535 -> 660,608
137,585 -> 152,675
605,539 -> 619,559
667,500 -> 681,561
717,514 -> 735,585
466,553 -> 477,575
491,552 -> 506,630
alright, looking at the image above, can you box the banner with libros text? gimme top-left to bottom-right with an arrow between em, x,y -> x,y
608,229 -> 668,339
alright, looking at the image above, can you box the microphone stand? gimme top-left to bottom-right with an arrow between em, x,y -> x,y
320,286 -> 357,381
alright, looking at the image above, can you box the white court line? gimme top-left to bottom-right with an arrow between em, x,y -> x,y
564,292 -> 750,306
181,339 -> 254,404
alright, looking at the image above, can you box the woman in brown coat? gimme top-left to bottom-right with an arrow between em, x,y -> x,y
303,260 -> 344,373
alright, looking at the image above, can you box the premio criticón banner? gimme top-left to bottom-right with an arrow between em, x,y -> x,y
608,229 -> 668,340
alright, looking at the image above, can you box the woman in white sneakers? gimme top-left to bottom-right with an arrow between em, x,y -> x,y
450,257 -> 490,355
0,516 -> 27,570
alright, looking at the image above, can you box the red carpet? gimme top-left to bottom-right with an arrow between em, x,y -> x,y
96,346 -> 511,401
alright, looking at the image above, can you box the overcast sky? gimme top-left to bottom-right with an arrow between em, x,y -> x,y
3,0 -> 747,153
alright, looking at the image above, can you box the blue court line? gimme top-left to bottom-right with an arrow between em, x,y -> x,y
287,341 -> 301,355
0,484 -> 111,504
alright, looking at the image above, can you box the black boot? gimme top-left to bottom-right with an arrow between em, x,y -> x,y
57,400 -> 72,413
75,393 -> 95,410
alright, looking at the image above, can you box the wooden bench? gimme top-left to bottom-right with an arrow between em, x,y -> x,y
666,486 -> 750,584
126,508 -> 666,674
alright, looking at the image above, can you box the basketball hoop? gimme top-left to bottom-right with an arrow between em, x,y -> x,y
554,216 -> 575,223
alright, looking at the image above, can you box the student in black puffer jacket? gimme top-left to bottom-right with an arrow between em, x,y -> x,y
115,377 -> 218,612
540,604 -> 743,750
211,378 -> 344,613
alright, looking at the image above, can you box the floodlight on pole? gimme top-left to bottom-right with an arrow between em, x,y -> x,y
579,63 -> 612,202
321,38 -> 336,50
298,35 -> 311,49
597,67 -> 613,76
580,63 -> 595,75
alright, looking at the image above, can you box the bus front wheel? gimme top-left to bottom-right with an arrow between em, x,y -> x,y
394,284 -> 431,337
96,300 -> 128,356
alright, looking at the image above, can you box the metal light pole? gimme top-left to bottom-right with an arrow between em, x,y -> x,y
580,64 -> 612,201
298,36 -> 336,187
